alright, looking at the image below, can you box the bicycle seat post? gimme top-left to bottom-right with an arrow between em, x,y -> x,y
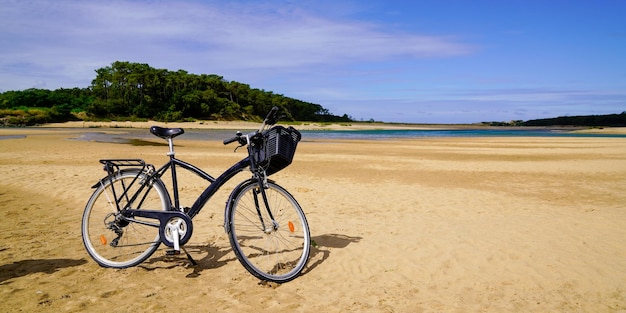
166,138 -> 175,157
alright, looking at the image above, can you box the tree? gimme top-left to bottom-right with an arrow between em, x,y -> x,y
1,61 -> 352,124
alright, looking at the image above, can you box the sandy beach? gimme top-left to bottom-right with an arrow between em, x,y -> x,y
1,125 -> 626,312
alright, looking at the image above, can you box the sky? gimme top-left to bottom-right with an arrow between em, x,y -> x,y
1,0 -> 625,124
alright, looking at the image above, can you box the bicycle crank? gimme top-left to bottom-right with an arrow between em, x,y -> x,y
163,216 -> 190,251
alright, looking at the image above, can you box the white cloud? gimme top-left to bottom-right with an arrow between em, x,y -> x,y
324,86 -> 626,124
0,0 -> 473,91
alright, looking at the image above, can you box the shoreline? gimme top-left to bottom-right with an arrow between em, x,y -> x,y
33,120 -> 626,134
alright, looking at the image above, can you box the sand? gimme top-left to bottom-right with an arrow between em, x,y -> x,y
1,125 -> 626,312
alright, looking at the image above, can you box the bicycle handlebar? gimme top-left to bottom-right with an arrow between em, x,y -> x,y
223,136 -> 239,145
223,131 -> 244,145
223,107 -> 281,146
264,106 -> 280,126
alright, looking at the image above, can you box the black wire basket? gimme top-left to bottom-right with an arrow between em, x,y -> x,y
255,126 -> 301,176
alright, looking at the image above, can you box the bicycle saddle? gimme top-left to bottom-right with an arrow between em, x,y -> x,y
150,126 -> 185,139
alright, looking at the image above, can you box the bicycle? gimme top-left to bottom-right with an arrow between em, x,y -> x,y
81,107 -> 311,283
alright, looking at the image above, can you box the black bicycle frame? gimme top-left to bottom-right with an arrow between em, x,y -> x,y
152,154 -> 252,219
98,127 -> 276,247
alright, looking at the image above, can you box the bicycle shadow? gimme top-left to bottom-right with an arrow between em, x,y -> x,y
183,243 -> 238,278
139,233 -> 362,279
302,233 -> 362,276
140,242 -> 237,278
0,258 -> 87,284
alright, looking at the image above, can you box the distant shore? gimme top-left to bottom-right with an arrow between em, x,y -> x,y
36,120 -> 626,134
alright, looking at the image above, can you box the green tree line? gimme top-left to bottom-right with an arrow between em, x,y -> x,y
480,112 -> 626,127
1,61 -> 351,126
521,112 -> 626,127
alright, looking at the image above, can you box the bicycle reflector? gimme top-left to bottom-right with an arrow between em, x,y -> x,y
288,221 -> 295,233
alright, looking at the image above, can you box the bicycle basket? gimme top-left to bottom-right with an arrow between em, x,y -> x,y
255,126 -> 301,176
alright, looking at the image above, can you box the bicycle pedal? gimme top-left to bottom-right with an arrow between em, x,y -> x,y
166,249 -> 181,256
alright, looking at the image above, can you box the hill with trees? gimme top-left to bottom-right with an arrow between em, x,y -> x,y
0,61 -> 352,126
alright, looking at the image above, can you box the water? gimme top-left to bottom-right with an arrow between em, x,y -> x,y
0,134 -> 27,140
299,128 -> 626,140
83,128 -> 626,144
2,127 -> 625,144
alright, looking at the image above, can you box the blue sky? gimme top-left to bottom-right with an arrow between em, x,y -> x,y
1,0 -> 625,123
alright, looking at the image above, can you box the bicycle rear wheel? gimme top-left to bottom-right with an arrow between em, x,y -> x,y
82,170 -> 170,268
228,180 -> 310,283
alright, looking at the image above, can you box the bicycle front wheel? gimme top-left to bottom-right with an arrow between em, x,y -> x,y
228,180 -> 310,283
82,170 -> 170,268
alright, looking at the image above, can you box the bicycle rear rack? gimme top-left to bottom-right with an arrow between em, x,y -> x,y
98,159 -> 158,213
100,159 -> 147,176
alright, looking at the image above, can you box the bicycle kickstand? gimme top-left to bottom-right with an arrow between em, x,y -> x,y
165,225 -> 198,266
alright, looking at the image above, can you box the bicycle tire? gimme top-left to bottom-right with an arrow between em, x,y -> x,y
82,170 -> 170,268
227,180 -> 310,283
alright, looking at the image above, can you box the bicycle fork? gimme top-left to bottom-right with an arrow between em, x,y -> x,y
252,184 -> 279,233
